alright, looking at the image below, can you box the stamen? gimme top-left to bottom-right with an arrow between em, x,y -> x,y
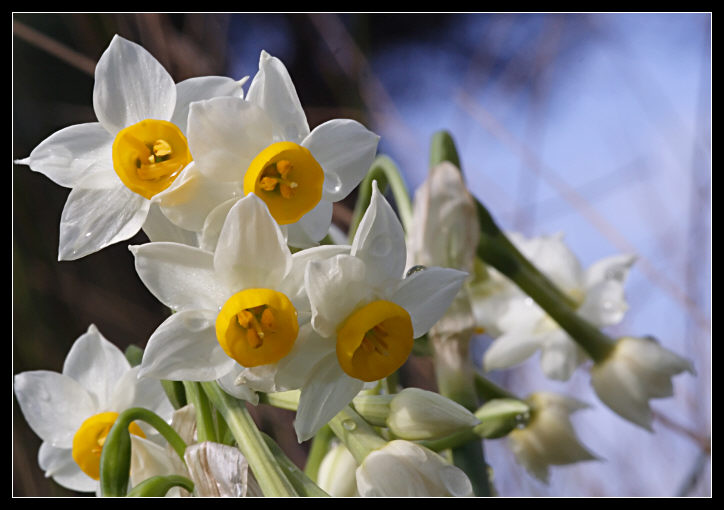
152,139 -> 172,157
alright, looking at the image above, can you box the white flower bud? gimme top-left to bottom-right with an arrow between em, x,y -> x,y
387,387 -> 480,440
508,392 -> 597,483
591,336 -> 695,430
356,440 -> 473,497
317,442 -> 359,497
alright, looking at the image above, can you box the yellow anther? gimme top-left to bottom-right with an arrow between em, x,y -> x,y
336,300 -> 414,382
216,288 -> 299,367
112,119 -> 191,199
244,141 -> 324,225
72,412 -> 145,480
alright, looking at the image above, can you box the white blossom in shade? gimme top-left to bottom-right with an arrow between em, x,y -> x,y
131,193 -> 347,395
387,387 -> 480,440
274,182 -> 467,443
507,392 -> 598,484
481,232 -> 638,381
14,34 -> 246,259
13,325 -> 173,493
182,50 -> 379,248
316,442 -> 359,497
590,336 -> 695,430
356,440 -> 473,497
130,405 -> 259,497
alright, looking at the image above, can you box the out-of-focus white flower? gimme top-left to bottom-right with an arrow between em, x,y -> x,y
15,35 -> 246,259
317,442 -> 359,497
131,193 -> 346,400
482,232 -> 637,380
267,183 -> 467,442
13,325 -> 173,493
356,440 -> 473,497
591,336 -> 695,430
168,50 -> 379,248
387,387 -> 480,440
507,392 -> 597,484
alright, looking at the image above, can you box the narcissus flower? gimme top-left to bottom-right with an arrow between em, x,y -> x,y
356,440 -> 473,497
482,232 -> 637,380
316,442 -> 359,497
15,35 -> 246,259
177,50 -> 379,247
131,193 -> 347,395
591,336 -> 694,430
507,392 -> 597,483
13,325 -> 172,493
268,182 -> 467,442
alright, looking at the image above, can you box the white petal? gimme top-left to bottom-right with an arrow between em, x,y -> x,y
93,35 -> 176,135
139,310 -> 236,381
483,330 -> 544,372
184,441 -> 251,497
539,331 -> 587,381
62,324 -> 131,409
171,75 -> 248,134
351,181 -> 407,285
390,267 -> 468,338
14,371 -> 96,447
279,244 -> 351,312
306,254 -> 371,338
188,96 -> 273,182
38,442 -> 97,493
58,171 -> 149,260
285,199 -> 333,248
217,366 -> 260,404
578,280 -> 629,327
130,242 -> 226,312
130,435 -> 187,490
584,253 -> 637,289
198,197 -> 238,252
142,202 -> 200,245
294,354 -> 364,442
274,325 -> 336,390
301,119 -> 379,202
213,193 -> 291,291
16,123 -> 113,188
591,359 -> 654,430
246,50 -> 309,143
154,161 -> 243,232
124,367 -> 174,422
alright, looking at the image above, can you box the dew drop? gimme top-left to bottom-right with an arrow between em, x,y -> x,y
342,419 -> 357,431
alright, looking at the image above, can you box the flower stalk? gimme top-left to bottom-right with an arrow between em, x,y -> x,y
126,475 -> 195,497
183,381 -> 217,443
200,382 -> 298,497
327,406 -> 388,465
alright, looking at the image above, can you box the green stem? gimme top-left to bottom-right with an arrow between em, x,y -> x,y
258,390 -> 300,411
327,406 -> 387,464
474,373 -> 518,402
127,475 -> 195,497
418,428 -> 479,453
183,381 -> 217,443
261,433 -> 330,497
429,130 -> 462,170
161,380 -> 187,410
349,155 -> 413,240
200,382 -> 298,497
474,199 -> 615,362
303,424 -> 334,482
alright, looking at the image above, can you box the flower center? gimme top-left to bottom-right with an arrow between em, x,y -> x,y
336,300 -> 414,382
72,411 -> 145,480
216,288 -> 299,367
243,141 -> 324,225
112,119 -> 192,199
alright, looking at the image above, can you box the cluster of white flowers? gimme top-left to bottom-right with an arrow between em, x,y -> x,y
14,35 -> 694,497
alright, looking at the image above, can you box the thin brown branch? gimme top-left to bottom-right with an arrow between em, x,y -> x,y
13,19 -> 96,76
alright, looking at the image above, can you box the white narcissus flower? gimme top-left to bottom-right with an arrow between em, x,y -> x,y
482,232 -> 638,381
131,193 -> 347,399
316,442 -> 359,497
13,325 -> 173,493
356,440 -> 473,497
591,336 -> 695,430
507,392 -> 597,484
15,34 -> 247,260
273,182 -> 467,442
172,50 -> 379,248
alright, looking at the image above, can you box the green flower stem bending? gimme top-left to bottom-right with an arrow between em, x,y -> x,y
261,432 -> 330,497
100,407 -> 188,497
349,155 -> 413,240
328,405 -> 388,464
474,372 -> 519,402
161,380 -> 187,410
303,424 -> 334,483
183,381 -> 217,443
126,475 -> 195,497
200,382 -> 298,497
474,199 -> 615,362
